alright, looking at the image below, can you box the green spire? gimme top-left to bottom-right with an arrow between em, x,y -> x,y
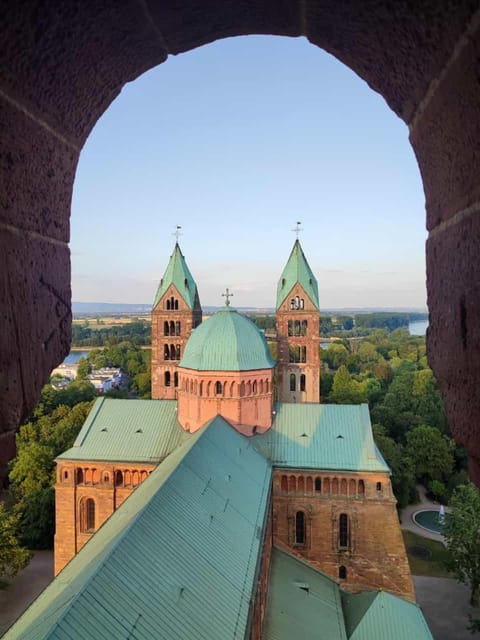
153,243 -> 199,309
276,240 -> 319,310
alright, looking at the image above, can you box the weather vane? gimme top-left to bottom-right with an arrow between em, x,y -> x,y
173,225 -> 182,242
292,221 -> 302,239
222,288 -> 234,307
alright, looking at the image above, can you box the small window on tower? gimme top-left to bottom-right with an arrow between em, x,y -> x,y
339,565 -> 347,580
174,372 -> 179,388
290,373 -> 296,392
300,374 -> 306,392
165,371 -> 171,387
295,511 -> 306,544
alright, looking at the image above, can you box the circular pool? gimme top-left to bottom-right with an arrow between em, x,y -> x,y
413,509 -> 445,534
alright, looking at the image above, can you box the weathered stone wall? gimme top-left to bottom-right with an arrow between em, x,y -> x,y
271,469 -> 415,601
2,1 -> 480,482
54,460 -> 154,574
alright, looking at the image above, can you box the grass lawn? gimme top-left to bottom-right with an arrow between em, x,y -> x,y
402,530 -> 452,578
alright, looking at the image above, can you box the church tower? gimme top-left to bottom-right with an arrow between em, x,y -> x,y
151,242 -> 202,399
276,238 -> 320,402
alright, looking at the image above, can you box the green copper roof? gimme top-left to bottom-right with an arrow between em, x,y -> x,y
6,417 -> 272,640
263,548 -> 348,640
179,306 -> 275,371
56,398 -> 188,463
152,242 -> 199,309
253,403 -> 390,473
276,239 -> 319,310
342,590 -> 434,640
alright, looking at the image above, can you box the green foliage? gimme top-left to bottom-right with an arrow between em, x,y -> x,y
76,357 -> 90,380
0,504 -> 30,578
72,320 -> 151,346
354,312 -> 410,331
329,366 -> 365,404
428,479 -> 447,502
405,425 -> 454,484
442,483 -> 480,606
373,425 -> 416,508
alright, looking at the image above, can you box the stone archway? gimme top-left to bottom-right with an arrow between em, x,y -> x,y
2,1 -> 480,481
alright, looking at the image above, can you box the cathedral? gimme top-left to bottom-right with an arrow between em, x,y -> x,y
5,239 -> 433,639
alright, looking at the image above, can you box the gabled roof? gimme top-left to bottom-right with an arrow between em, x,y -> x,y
6,417 -> 272,640
342,590 -> 434,640
253,403 -> 390,473
179,306 -> 275,371
263,548 -> 348,640
57,398 -> 187,463
152,242 -> 199,309
276,240 -> 319,310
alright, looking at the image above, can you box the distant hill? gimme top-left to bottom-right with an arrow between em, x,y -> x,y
73,302 -> 152,315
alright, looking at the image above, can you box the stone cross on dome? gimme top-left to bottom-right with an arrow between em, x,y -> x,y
222,288 -> 234,307
292,221 -> 302,239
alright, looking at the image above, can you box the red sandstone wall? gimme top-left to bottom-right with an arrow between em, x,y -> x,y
271,469 -> 414,602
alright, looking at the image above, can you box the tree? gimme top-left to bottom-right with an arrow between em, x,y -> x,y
76,357 -> 90,379
443,483 -> 480,606
330,366 -> 365,404
0,504 -> 30,578
405,425 -> 454,484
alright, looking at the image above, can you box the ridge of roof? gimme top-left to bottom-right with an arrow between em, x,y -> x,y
152,242 -> 199,309
276,239 -> 319,310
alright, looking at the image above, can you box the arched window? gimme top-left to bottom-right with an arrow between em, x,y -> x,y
253,380 -> 257,394
166,299 -> 171,310
339,565 -> 347,580
230,381 -> 235,397
281,475 -> 288,492
246,380 -> 251,395
339,513 -> 349,549
376,482 -> 382,492
174,372 -> 178,387
290,373 -> 296,392
207,381 -> 212,397
290,299 -> 295,310
295,320 -> 301,336
164,371 -> 171,387
288,320 -> 293,336
340,479 -> 348,495
164,321 -> 169,336
199,380 -> 203,396
115,470 -> 123,487
349,479 -> 356,496
169,320 -> 175,335
170,296 -> 175,309
80,498 -> 95,533
215,381 -> 222,395
300,374 -> 306,392
175,321 -> 181,336
168,344 -> 174,359
164,344 -> 170,360
240,381 -> 245,397
295,295 -> 300,309
306,477 -> 313,492
300,298 -> 304,309
259,379 -> 264,394
301,320 -> 307,336
296,346 -> 301,362
175,344 -> 181,360
132,471 -> 139,486
288,475 -> 296,492
298,476 -> 305,493
174,299 -> 179,310
63,469 -> 69,481
265,380 -> 269,393
301,346 -> 306,363
315,477 -> 322,492
358,480 -> 365,495
295,511 -> 306,544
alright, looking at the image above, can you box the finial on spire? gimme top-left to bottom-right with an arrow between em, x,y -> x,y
222,288 -> 234,307
292,221 -> 302,239
173,225 -> 182,243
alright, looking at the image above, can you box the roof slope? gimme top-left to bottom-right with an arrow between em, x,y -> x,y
57,397 -> 187,463
263,548 -> 347,640
276,240 -> 319,310
179,306 -> 275,371
6,417 -> 272,640
253,403 -> 389,473
153,242 -> 199,309
342,590 -> 434,640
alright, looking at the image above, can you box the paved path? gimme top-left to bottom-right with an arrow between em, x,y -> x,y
0,551 -> 53,636
400,485 -> 447,542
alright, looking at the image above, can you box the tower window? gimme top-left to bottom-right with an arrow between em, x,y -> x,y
175,321 -> 181,336
315,477 -> 321,492
164,345 -> 170,360
174,299 -> 179,310
300,374 -> 306,392
301,320 -> 307,336
295,511 -> 306,544
215,381 -> 222,395
295,320 -> 301,336
339,565 -> 347,580
174,372 -> 178,388
175,344 -> 181,360
288,320 -> 293,337
290,373 -> 296,392
169,344 -> 175,360
80,498 -> 95,533
164,321 -> 169,336
165,371 -> 171,387
339,513 -> 349,549
76,468 -> 84,484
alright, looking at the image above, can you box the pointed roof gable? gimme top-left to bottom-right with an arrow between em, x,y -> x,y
153,243 -> 199,310
276,240 -> 319,310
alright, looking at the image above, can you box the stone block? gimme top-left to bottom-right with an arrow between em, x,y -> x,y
427,212 -> 480,478
411,24 -> 480,229
0,0 -> 168,145
304,0 -> 477,122
0,228 -> 71,433
0,97 -> 77,241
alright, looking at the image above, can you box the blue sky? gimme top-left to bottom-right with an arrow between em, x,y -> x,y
71,35 -> 426,309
